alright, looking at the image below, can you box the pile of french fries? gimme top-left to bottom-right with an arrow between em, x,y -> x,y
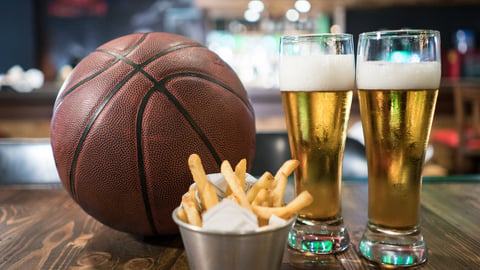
176,153 -> 313,227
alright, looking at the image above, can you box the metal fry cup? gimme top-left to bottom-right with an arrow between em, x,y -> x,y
173,208 -> 294,270
172,173 -> 294,270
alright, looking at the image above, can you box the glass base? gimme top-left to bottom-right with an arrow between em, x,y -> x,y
359,222 -> 427,267
287,216 -> 349,255
287,246 -> 344,269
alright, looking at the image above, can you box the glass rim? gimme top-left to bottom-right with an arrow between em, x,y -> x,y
281,33 -> 353,42
359,29 -> 440,39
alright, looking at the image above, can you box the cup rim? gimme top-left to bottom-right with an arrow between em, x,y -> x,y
172,206 -> 295,237
281,33 -> 353,42
359,29 -> 440,39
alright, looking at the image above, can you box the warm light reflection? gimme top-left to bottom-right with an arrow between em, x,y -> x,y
244,9 -> 260,22
295,0 -> 311,13
248,0 -> 264,13
286,9 -> 300,22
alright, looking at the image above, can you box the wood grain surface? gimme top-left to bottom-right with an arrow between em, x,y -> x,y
0,182 -> 479,269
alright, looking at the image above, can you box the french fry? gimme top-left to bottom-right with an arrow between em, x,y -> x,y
178,154 -> 312,228
270,171 -> 288,207
252,190 -> 313,220
269,159 -> 299,207
182,187 -> 202,226
187,186 -> 196,204
176,207 -> 188,223
224,182 -> 232,197
246,171 -> 274,203
226,194 -> 240,205
188,154 -> 207,190
252,188 -> 269,206
283,190 -> 313,216
274,159 -> 300,179
188,154 -> 219,210
221,160 -> 252,211
182,201 -> 202,226
225,158 -> 247,197
201,181 -> 219,211
235,158 -> 247,191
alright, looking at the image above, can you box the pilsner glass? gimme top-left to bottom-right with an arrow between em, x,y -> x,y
357,30 -> 441,267
279,34 -> 354,257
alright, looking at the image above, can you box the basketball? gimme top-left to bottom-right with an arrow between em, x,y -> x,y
50,32 -> 256,235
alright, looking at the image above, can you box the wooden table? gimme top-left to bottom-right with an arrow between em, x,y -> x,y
1,180 -> 479,269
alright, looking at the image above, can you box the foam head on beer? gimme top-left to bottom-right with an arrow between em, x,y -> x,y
356,61 -> 441,90
279,55 -> 355,91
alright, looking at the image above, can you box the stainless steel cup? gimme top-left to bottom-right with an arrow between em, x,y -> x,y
173,208 -> 294,270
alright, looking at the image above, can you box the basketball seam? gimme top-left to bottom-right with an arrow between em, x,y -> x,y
96,43 -> 204,70
68,69 -> 140,201
53,60 -> 119,112
135,78 -> 225,235
53,33 -> 149,112
67,33 -> 149,200
136,88 -> 159,235
98,43 -> 250,235
157,77 -> 223,165
97,47 -> 254,117
97,43 -> 207,235
162,72 -> 254,117
136,71 -> 254,170
67,35 -> 204,234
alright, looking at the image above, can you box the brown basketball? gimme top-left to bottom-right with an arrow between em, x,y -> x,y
50,32 -> 256,235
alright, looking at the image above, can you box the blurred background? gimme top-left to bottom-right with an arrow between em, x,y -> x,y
0,0 -> 479,176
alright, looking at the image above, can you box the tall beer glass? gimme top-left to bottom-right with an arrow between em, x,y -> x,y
357,30 -> 441,267
279,34 -> 354,257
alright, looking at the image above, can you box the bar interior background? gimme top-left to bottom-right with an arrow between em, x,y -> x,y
1,0 -> 479,176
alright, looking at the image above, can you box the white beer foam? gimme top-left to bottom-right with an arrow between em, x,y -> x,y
279,54 -> 355,91
356,61 -> 441,90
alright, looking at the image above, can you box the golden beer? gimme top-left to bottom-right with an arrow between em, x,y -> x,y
358,89 -> 438,228
281,90 -> 353,220
280,34 -> 354,256
357,29 -> 441,267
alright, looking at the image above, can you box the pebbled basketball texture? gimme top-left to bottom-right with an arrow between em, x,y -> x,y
50,32 -> 256,235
